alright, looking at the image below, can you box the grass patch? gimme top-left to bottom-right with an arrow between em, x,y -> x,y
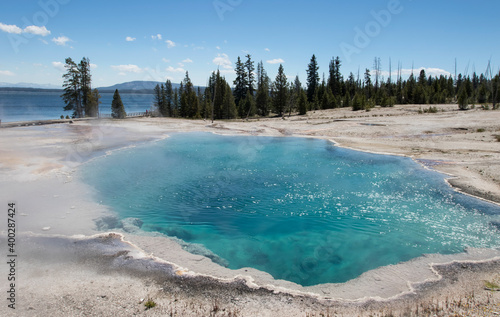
144,298 -> 156,310
484,280 -> 500,290
494,135 -> 500,142
418,106 -> 438,114
477,128 -> 486,133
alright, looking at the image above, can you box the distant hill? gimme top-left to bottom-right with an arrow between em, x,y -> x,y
0,82 -> 61,89
0,81 -> 204,94
97,81 -> 164,92
97,81 -> 185,93
97,81 -> 205,93
0,87 -> 62,93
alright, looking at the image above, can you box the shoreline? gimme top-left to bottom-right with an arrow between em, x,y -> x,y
1,105 -> 500,315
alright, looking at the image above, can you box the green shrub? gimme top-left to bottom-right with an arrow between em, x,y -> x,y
144,299 -> 156,310
419,106 -> 438,114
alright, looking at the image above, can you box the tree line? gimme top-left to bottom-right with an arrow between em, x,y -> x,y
153,55 -> 500,120
62,55 -> 500,120
61,57 -> 126,119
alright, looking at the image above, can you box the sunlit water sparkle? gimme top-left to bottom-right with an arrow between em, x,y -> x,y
80,133 -> 500,286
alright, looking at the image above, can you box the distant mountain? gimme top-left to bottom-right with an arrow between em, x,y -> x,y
0,80 -> 204,93
0,82 -> 61,89
97,81 -> 165,92
97,81 -> 204,93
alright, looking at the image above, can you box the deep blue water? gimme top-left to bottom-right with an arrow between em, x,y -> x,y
0,90 -> 154,122
80,133 -> 500,286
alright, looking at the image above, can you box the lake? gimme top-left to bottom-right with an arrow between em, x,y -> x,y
0,90 -> 154,123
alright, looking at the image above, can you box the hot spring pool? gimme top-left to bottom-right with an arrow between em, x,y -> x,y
80,132 -> 500,286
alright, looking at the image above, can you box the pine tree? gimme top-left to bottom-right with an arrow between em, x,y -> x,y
61,58 -> 82,118
321,86 -> 336,109
111,89 -> 126,119
165,80 -> 173,116
86,88 -> 100,117
477,82 -> 488,104
298,89 -> 308,115
364,68 -> 373,100
240,91 -> 256,118
413,69 -> 428,104
245,54 -> 255,96
272,64 -> 288,116
233,56 -> 248,106
61,57 -> 94,118
456,74 -> 463,95
379,86 -> 389,107
213,70 -> 226,119
306,54 -> 320,102
172,88 -> 179,117
458,86 -> 469,110
256,61 -> 270,116
492,73 -> 500,109
287,76 -> 302,116
328,56 -> 343,99
153,84 -> 163,115
223,82 -> 237,119
345,73 -> 356,106
352,91 -> 367,111
343,91 -> 351,108
180,72 -> 200,118
79,57 -> 92,116
160,84 -> 168,116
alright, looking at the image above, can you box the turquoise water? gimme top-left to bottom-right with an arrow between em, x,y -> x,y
80,133 -> 500,286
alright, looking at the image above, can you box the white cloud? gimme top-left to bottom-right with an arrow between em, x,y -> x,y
166,66 -> 185,73
166,40 -> 176,48
381,67 -> 452,78
52,36 -> 71,46
267,58 -> 285,64
1,23 -> 52,37
213,53 -> 232,69
265,48 -> 270,52
126,36 -> 136,42
52,61 -> 66,72
0,22 -> 22,34
162,58 -> 170,63
182,58 -> 193,63
419,67 -> 452,77
152,33 -> 162,40
24,25 -> 50,36
111,64 -> 144,76
0,70 -> 15,76
90,63 -> 98,69
216,46 -> 221,50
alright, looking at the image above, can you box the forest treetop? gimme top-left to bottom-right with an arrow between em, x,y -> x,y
61,55 -> 500,119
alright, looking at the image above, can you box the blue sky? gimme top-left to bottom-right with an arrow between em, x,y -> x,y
0,0 -> 499,88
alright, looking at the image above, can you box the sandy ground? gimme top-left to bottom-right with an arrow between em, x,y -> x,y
1,104 -> 500,316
